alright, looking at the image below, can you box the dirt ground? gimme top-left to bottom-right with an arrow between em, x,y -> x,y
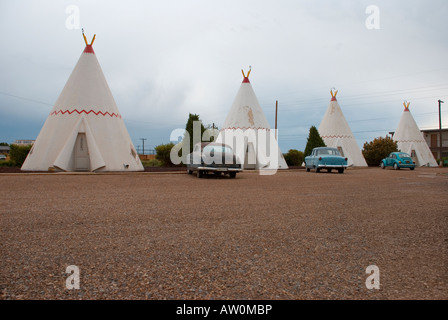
1,167 -> 447,300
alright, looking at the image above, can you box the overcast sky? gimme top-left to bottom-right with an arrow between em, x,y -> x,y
0,0 -> 447,153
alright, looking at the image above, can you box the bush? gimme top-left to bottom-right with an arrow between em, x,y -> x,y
362,136 -> 398,166
284,149 -> 304,166
0,160 -> 16,167
155,143 -> 176,166
9,144 -> 32,167
304,126 -> 326,157
141,159 -> 162,167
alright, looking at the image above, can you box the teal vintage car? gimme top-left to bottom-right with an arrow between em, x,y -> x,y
380,152 -> 415,170
304,147 -> 348,173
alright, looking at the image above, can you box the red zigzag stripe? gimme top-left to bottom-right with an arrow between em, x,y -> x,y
321,135 -> 353,139
50,109 -> 122,118
222,127 -> 270,131
395,139 -> 426,143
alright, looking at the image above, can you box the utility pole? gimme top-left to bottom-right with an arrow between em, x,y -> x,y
439,99 -> 444,166
140,138 -> 147,155
275,100 -> 278,140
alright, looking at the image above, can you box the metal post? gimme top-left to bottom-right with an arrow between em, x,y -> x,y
275,100 -> 278,140
140,138 -> 147,155
439,100 -> 444,165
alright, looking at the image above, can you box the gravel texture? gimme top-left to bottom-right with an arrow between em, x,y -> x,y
1,167 -> 447,300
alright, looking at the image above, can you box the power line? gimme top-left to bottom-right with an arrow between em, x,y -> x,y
0,91 -> 53,106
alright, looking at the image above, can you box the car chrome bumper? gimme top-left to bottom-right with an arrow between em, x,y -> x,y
197,166 -> 243,172
317,164 -> 348,168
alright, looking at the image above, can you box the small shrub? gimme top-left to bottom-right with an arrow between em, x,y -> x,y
141,159 -> 162,167
362,136 -> 398,166
284,149 -> 304,166
0,159 -> 16,167
155,143 -> 175,166
9,144 -> 32,167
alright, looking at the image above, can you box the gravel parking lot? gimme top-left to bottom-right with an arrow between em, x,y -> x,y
1,167 -> 447,300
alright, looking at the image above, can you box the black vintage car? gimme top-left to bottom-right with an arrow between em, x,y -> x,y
186,142 -> 242,178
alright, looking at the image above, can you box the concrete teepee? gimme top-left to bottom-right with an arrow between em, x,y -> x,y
22,32 -> 143,172
393,102 -> 438,167
318,90 -> 367,167
215,69 -> 288,170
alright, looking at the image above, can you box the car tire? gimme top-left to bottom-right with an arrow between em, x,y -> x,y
197,170 -> 203,178
380,162 -> 385,169
338,168 -> 344,174
316,168 -> 320,173
410,167 -> 415,171
393,163 -> 399,170
187,169 -> 193,174
327,168 -> 332,173
229,172 -> 236,179
306,168 -> 310,172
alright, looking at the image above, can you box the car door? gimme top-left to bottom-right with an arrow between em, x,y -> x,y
386,153 -> 393,166
390,154 -> 396,166
311,149 -> 317,167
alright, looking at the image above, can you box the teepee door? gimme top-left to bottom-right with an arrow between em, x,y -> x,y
74,133 -> 90,171
244,142 -> 256,169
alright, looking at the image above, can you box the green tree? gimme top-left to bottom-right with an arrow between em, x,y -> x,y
155,143 -> 175,166
362,136 -> 398,166
284,149 -> 304,166
304,126 -> 326,157
0,142 -> 9,146
183,113 -> 206,153
9,144 -> 32,167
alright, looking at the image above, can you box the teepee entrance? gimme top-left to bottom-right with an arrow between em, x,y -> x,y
74,133 -> 90,171
244,142 -> 256,169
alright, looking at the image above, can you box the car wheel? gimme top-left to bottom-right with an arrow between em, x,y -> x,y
229,172 -> 236,178
327,168 -> 332,173
197,170 -> 203,178
393,163 -> 399,170
380,162 -> 385,169
338,168 -> 344,174
316,168 -> 320,173
306,168 -> 310,172
187,168 -> 193,174
410,167 -> 415,171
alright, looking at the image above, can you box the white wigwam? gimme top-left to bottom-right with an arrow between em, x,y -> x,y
318,90 -> 367,167
22,32 -> 143,172
393,102 -> 438,167
215,69 -> 288,170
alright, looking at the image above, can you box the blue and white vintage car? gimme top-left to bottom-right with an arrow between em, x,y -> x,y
304,147 -> 348,173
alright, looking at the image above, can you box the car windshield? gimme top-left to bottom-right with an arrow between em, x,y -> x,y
203,145 -> 232,153
317,148 -> 341,156
398,153 -> 411,158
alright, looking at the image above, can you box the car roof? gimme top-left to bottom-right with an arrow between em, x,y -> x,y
194,142 -> 232,149
314,147 -> 338,150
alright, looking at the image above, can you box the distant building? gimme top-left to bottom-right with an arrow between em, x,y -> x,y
420,128 -> 448,160
12,139 -> 35,146
389,128 -> 448,160
0,146 -> 10,154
